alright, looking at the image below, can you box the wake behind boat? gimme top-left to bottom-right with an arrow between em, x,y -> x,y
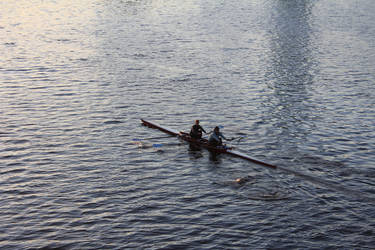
141,119 -> 277,169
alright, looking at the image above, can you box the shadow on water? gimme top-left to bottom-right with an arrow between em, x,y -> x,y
188,143 -> 204,160
187,142 -> 223,163
188,143 -> 201,152
208,151 -> 222,164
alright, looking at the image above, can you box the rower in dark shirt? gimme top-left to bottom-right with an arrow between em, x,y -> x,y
190,120 -> 206,139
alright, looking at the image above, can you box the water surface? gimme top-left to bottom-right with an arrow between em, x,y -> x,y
1,0 -> 374,249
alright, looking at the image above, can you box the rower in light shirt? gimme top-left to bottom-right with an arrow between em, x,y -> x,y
208,126 -> 228,147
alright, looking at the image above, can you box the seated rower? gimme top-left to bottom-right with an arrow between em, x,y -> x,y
189,120 -> 206,139
208,126 -> 227,146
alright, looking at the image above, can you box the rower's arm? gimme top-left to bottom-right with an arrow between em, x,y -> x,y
220,132 -> 227,140
201,126 -> 207,133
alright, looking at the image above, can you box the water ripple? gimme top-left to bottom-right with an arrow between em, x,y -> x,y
0,0 -> 374,249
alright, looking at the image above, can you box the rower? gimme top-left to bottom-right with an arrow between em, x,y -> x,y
208,126 -> 227,146
190,120 -> 206,139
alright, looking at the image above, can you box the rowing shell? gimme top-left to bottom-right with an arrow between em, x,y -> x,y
141,119 -> 277,169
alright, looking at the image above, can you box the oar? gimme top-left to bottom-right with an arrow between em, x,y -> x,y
224,135 -> 245,142
206,125 -> 225,135
132,135 -> 174,141
151,142 -> 184,148
132,141 -> 164,148
231,136 -> 247,142
223,137 -> 235,141
133,141 -> 181,149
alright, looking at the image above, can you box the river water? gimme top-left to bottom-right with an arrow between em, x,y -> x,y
1,0 -> 375,249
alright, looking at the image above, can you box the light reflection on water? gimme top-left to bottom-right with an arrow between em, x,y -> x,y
1,0 -> 375,249
262,0 -> 317,160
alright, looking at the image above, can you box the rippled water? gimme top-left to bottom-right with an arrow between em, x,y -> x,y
1,0 -> 375,249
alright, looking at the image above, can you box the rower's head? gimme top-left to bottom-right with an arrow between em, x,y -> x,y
195,120 -> 200,125
214,126 -> 220,132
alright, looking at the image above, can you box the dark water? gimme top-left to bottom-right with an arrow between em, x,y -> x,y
1,0 -> 375,249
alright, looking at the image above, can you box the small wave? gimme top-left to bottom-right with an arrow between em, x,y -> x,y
53,92 -> 76,96
0,167 -> 26,175
116,105 -> 130,109
56,38 -> 71,42
241,190 -> 290,201
1,146 -> 28,152
29,86 -> 49,89
4,139 -> 30,144
298,153 -> 344,167
0,132 -> 12,136
0,153 -> 31,160
133,53 -> 147,58
172,78 -> 191,83
126,67 -> 143,71
71,144 -> 90,148
4,42 -> 16,46
223,47 -> 249,51
103,120 -> 123,125
6,68 -> 31,72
